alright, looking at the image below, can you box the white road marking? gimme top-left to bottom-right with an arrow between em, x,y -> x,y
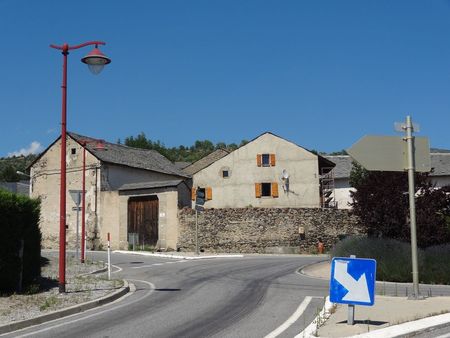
131,265 -> 154,269
14,280 -> 155,337
111,264 -> 122,273
264,296 -> 313,338
152,263 -> 164,266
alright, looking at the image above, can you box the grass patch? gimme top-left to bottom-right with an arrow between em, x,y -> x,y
331,236 -> 450,284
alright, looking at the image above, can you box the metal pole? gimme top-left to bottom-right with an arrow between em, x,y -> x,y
348,254 -> 356,325
58,45 -> 69,293
76,203 -> 79,260
81,146 -> 86,263
405,115 -> 420,299
195,209 -> 199,255
107,233 -> 111,280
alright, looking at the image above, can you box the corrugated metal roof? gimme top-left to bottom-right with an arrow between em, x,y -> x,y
69,132 -> 188,178
326,153 -> 450,179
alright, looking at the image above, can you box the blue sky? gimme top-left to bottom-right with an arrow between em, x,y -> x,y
1,0 -> 450,157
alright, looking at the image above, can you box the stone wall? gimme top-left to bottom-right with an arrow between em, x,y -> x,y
178,207 -> 364,253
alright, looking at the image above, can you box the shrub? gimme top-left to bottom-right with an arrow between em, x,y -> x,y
331,236 -> 449,284
0,189 -> 41,293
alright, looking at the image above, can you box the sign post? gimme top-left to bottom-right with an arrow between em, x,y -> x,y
330,257 -> 377,325
69,190 -> 84,260
194,188 -> 205,255
347,116 -> 430,299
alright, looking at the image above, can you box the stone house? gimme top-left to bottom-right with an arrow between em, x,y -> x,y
29,132 -> 190,251
184,132 -> 335,209
325,151 -> 450,209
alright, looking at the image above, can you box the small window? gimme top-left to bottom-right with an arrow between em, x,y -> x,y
262,154 -> 270,167
71,148 -> 76,155
261,183 -> 271,196
222,170 -> 229,178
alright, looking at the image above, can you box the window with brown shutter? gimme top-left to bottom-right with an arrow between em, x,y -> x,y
255,183 -> 262,198
206,187 -> 213,200
271,182 -> 279,198
256,154 -> 262,167
191,188 -> 196,201
270,154 -> 276,166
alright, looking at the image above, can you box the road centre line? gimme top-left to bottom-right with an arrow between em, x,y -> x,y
264,296 -> 313,338
14,280 -> 155,338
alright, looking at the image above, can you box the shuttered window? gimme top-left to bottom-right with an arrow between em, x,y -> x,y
255,182 -> 279,198
256,154 -> 262,167
270,154 -> 276,166
206,187 -> 213,200
256,153 -> 276,167
191,188 -> 196,201
271,182 -> 279,198
255,183 -> 262,198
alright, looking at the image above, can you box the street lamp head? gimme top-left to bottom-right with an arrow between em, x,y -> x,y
81,45 -> 111,75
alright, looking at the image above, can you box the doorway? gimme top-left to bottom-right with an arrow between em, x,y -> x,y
127,195 -> 159,247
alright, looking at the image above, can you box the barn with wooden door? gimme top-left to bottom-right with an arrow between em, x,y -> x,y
184,132 -> 335,209
29,132 -> 191,251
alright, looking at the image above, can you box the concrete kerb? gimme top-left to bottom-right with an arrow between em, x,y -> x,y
113,250 -> 244,260
0,280 -> 130,335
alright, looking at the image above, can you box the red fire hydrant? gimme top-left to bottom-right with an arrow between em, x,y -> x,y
317,239 -> 324,254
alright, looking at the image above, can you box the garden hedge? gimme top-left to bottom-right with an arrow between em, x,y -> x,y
0,189 -> 41,293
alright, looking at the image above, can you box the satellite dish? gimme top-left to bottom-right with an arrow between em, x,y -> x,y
282,169 -> 289,179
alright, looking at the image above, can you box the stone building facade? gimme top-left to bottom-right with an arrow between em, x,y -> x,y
29,133 -> 190,251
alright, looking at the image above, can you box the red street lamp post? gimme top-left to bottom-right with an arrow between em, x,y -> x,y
50,41 -> 111,293
80,139 -> 105,263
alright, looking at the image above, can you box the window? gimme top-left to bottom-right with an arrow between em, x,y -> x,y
192,187 -> 213,202
257,154 -> 276,167
71,148 -> 77,155
222,170 -> 229,178
261,183 -> 271,196
255,182 -> 279,198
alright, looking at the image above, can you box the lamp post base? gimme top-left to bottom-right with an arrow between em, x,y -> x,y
59,283 -> 66,293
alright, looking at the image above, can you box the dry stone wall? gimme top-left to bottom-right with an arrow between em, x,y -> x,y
178,208 -> 364,254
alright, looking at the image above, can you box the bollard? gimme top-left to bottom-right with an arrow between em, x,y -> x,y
107,233 -> 111,280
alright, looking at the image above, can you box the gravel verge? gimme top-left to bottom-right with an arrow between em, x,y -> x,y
0,252 -> 123,326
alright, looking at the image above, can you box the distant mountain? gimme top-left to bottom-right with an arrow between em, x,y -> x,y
0,154 -> 37,182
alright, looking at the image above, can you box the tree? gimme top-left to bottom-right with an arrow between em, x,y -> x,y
350,163 -> 450,247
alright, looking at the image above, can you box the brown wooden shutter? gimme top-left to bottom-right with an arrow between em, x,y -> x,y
270,154 -> 276,166
271,182 -> 279,198
255,183 -> 262,198
191,188 -> 196,201
206,187 -> 213,200
256,154 -> 262,167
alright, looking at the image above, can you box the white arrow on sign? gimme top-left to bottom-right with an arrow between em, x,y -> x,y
334,260 -> 370,303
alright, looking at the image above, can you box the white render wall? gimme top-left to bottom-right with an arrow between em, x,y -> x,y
193,133 -> 321,208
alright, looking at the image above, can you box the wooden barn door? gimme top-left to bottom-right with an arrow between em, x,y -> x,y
128,196 -> 159,246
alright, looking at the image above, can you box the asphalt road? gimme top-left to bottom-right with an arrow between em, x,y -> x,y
6,253 -> 328,338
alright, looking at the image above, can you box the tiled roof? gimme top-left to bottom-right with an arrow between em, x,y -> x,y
69,133 -> 188,178
183,149 -> 230,176
430,153 -> 450,176
326,153 -> 450,179
174,162 -> 191,170
118,179 -> 184,191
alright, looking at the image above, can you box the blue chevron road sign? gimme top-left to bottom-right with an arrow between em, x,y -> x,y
329,257 -> 377,306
